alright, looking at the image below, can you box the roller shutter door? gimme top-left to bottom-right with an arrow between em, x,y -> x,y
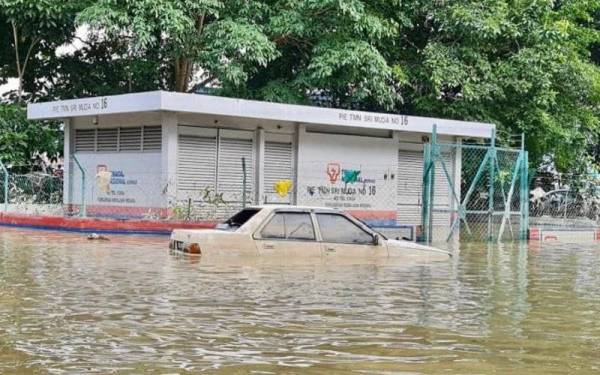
432,152 -> 453,226
216,137 -> 254,218
397,150 -> 454,226
177,135 -> 217,197
397,150 -> 423,225
264,141 -> 293,204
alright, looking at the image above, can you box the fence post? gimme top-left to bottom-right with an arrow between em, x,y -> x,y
519,133 -> 529,241
421,143 -> 431,243
429,125 -> 437,243
72,155 -> 86,217
421,125 -> 437,244
242,157 -> 247,209
0,160 -> 8,212
487,129 -> 496,241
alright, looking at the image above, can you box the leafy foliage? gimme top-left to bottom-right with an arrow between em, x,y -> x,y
246,0 -> 400,109
77,0 -> 279,92
389,0 -> 600,171
0,104 -> 62,166
0,0 -> 599,172
0,0 -> 83,102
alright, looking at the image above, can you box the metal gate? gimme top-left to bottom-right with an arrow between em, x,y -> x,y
421,126 -> 529,243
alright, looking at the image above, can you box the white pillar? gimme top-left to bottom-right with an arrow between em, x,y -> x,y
63,119 -> 72,207
293,124 -> 304,205
451,137 -> 463,242
161,112 -> 178,210
255,127 -> 265,204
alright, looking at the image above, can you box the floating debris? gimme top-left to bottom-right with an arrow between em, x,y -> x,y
87,233 -> 110,241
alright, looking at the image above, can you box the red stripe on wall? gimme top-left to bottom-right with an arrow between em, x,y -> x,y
66,204 -> 170,218
0,212 -> 216,234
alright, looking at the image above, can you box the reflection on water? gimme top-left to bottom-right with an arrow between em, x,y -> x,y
1,228 -> 600,373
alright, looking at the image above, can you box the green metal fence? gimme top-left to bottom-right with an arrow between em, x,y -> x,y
421,126 -> 529,243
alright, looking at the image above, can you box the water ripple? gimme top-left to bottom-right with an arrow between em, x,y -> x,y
1,228 -> 600,373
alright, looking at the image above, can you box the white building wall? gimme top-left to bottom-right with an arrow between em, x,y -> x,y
162,112 -> 178,208
63,119 -> 72,207
69,113 -> 166,218
62,109 -> 465,230
296,125 -> 398,226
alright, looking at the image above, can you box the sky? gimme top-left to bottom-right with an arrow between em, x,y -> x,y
0,78 -> 18,96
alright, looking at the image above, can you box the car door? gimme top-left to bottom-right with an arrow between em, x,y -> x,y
315,212 -> 387,259
254,211 -> 322,258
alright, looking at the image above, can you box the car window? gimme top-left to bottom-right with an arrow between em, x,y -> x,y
260,212 -> 315,241
222,208 -> 261,229
316,213 -> 374,244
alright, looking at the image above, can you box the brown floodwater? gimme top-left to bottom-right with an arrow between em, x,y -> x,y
1,227 -> 600,374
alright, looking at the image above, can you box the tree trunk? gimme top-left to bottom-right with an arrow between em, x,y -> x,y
174,57 -> 193,92
11,22 -> 23,103
173,12 -> 206,92
11,21 -> 40,103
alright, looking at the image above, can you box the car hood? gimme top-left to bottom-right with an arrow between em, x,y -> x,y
386,239 -> 452,259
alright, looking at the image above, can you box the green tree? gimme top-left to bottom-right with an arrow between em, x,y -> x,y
0,104 -> 62,166
3,0 -> 600,173
388,0 -> 600,171
0,0 -> 83,103
26,33 -> 171,100
243,0 -> 400,110
75,0 -> 400,109
77,0 -> 279,92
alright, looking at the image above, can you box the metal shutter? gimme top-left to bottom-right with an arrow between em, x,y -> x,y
432,152 -> 454,226
397,150 -> 454,226
142,126 -> 162,151
74,129 -> 95,152
177,135 -> 217,195
97,128 -> 118,151
264,141 -> 293,204
397,150 -> 423,225
119,127 -> 142,151
216,138 -> 254,217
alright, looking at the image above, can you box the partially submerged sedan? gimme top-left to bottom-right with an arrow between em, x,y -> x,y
170,206 -> 450,260
169,206 -> 451,262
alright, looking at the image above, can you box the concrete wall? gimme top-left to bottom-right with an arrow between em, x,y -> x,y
296,125 -> 399,226
69,114 -> 165,218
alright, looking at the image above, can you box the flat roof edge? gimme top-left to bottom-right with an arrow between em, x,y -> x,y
27,90 -> 495,138
27,91 -> 163,120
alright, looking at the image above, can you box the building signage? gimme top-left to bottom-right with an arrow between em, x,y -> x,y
71,152 -> 164,211
51,97 -> 108,115
304,162 -> 384,210
95,164 -> 138,204
337,112 -> 409,127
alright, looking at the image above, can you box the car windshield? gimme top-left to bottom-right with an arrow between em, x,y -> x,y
220,208 -> 261,230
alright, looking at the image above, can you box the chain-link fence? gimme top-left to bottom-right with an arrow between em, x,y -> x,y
529,173 -> 600,229
0,163 -> 64,216
463,146 -> 526,242
423,129 -> 529,243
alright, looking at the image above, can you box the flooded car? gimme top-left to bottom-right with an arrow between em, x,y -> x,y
169,206 -> 450,262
